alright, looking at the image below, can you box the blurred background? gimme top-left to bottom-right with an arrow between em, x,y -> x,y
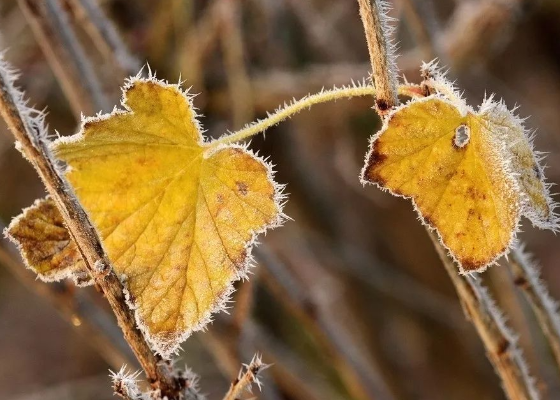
1,0 -> 560,399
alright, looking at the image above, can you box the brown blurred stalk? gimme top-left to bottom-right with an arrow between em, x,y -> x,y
257,245 -> 395,400
509,245 -> 560,375
18,0 -> 110,116
65,0 -> 140,77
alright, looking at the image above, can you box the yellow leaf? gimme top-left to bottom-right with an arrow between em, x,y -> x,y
52,78 -> 284,356
6,196 -> 89,285
361,95 -> 556,272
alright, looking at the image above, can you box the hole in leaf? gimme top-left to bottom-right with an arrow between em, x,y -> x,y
454,124 -> 470,148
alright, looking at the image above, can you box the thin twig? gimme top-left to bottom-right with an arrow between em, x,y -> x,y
356,0 -> 398,111
42,0 -> 110,112
441,0 -> 522,70
246,320 -> 337,400
65,0 -> 141,76
18,0 -> 93,116
0,55 -> 183,400
232,277 -> 256,336
18,0 -> 110,115
178,0 -> 223,89
397,0 -> 439,60
429,232 -> 540,400
285,0 -> 351,61
508,245 -> 560,374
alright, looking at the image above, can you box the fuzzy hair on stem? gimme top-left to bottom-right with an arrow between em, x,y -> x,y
223,354 -> 270,400
111,364 -> 204,400
206,81 -> 424,151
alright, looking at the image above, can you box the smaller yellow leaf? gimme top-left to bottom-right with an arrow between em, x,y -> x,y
5,197 -> 90,285
361,83 -> 557,272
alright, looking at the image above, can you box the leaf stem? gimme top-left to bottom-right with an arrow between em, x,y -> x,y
206,85 -> 376,151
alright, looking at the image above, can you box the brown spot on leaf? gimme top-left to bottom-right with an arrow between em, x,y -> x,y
461,258 -> 485,271
364,141 -> 387,184
236,181 -> 248,196
423,215 -> 435,228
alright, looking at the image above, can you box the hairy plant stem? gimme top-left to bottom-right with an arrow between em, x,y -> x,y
356,0 -> 398,112
205,83 -> 423,152
206,85 -> 375,151
0,64 -> 184,400
429,232 -> 539,400
508,245 -> 560,374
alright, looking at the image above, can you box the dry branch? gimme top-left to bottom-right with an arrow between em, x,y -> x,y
0,239 -> 134,370
219,0 -> 254,128
256,245 -> 395,400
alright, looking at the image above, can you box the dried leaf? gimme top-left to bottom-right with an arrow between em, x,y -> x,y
6,196 -> 88,284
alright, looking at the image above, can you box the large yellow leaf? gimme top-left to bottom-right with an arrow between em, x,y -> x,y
361,94 -> 556,272
51,78 -> 284,356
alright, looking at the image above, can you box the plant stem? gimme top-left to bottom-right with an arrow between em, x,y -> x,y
206,85 -> 377,151
0,58 -> 183,400
429,232 -> 540,400
356,0 -> 398,112
508,245 -> 560,374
